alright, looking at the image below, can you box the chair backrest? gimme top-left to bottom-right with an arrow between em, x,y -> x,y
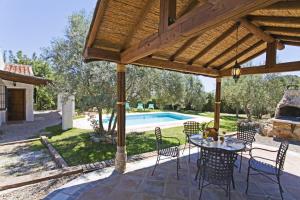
183,121 -> 200,136
276,141 -> 289,171
237,124 -> 256,146
200,147 -> 238,185
154,127 -> 163,149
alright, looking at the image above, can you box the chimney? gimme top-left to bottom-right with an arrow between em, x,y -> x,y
0,48 -> 4,70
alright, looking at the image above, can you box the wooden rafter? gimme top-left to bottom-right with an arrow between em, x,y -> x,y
177,0 -> 200,18
249,16 -> 300,26
282,41 -> 300,47
121,0 -> 281,63
188,23 -> 237,65
261,1 -> 300,10
204,33 -> 253,67
266,42 -> 276,66
122,0 -> 155,49
239,48 -> 266,66
239,18 -> 284,49
217,40 -> 265,70
273,35 -> 300,43
169,35 -> 201,61
159,0 -> 176,33
84,48 -> 219,77
263,26 -> 300,36
220,61 -> 300,76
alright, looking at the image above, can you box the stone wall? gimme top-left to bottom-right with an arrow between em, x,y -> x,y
262,120 -> 300,140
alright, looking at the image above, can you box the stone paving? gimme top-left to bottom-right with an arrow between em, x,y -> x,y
44,144 -> 300,200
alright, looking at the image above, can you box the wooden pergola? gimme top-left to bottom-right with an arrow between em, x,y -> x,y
83,0 -> 300,173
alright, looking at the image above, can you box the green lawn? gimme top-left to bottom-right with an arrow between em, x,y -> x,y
31,112 -> 240,166
31,125 -> 185,166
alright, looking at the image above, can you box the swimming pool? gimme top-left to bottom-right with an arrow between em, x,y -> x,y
102,112 -> 195,126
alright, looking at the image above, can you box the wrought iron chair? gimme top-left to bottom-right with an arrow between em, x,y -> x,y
152,127 -> 181,179
197,147 -> 238,200
236,123 -> 257,172
183,121 -> 200,162
246,141 -> 289,200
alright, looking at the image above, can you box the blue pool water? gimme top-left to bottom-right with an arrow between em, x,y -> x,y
102,112 -> 195,126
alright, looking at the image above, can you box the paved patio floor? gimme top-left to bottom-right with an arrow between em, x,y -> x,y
45,144 -> 300,200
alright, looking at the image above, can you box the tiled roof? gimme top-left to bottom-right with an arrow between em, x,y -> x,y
4,64 -> 34,76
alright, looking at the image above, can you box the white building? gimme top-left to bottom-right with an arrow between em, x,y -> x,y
0,55 -> 49,125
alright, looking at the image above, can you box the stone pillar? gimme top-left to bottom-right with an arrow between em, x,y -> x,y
214,78 -> 221,130
115,63 -> 127,173
62,95 -> 75,130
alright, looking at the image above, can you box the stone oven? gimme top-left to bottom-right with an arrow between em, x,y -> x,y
268,87 -> 300,140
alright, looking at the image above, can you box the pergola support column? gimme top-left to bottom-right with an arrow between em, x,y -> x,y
214,78 -> 221,130
115,63 -> 127,173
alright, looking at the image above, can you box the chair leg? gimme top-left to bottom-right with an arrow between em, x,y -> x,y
176,156 -> 180,179
239,152 -> 243,173
231,174 -> 235,190
182,136 -> 187,155
277,175 -> 284,200
188,142 -> 191,162
245,166 -> 250,194
152,155 -> 160,176
199,177 -> 204,200
228,183 -> 231,200
195,167 -> 200,181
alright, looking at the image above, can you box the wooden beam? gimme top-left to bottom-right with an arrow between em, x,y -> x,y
84,48 -> 219,77
122,0 -> 155,49
263,26 -> 300,36
266,42 -> 276,67
249,16 -> 300,26
121,0 -> 281,63
239,18 -> 284,50
261,1 -> 300,10
159,0 -> 176,34
84,0 -> 109,49
282,41 -> 300,47
204,33 -> 253,67
220,61 -> 300,76
169,35 -> 201,61
188,23 -> 237,65
135,58 -> 220,77
214,78 -> 221,130
273,35 -> 300,43
217,40 -> 265,70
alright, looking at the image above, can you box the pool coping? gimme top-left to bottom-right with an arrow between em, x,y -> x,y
73,112 -> 213,133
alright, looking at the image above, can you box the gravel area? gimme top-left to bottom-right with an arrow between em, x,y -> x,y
0,174 -> 79,200
255,134 -> 300,153
0,142 -> 56,177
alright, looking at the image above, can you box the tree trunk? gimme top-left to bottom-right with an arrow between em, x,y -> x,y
108,109 -> 115,132
235,106 -> 239,118
244,105 -> 251,121
97,107 -> 104,133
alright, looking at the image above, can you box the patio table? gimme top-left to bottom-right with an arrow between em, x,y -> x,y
189,134 -> 246,152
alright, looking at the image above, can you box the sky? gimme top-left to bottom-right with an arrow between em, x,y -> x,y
0,0 -> 299,92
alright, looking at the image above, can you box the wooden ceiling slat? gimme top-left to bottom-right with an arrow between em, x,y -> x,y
177,0 -> 199,18
218,40 -> 265,70
204,33 -> 253,67
187,23 -> 237,65
122,0 -> 155,49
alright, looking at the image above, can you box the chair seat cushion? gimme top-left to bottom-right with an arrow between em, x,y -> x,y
159,147 -> 178,157
249,159 -> 277,174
